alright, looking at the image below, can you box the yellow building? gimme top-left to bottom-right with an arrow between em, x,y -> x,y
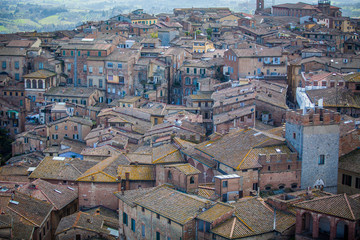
130,14 -> 157,25
219,14 -> 240,23
192,40 -> 215,53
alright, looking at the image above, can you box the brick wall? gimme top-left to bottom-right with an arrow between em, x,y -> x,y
78,182 -> 118,210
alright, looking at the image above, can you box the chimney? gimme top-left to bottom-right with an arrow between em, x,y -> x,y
125,172 -> 130,190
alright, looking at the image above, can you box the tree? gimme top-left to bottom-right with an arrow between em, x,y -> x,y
0,128 -> 13,165
206,28 -> 212,40
150,31 -> 158,38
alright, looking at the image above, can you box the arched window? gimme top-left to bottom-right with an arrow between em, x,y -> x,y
38,80 -> 43,89
190,176 -> 195,184
26,80 -> 31,88
185,77 -> 191,85
168,170 -> 172,180
32,79 -> 37,89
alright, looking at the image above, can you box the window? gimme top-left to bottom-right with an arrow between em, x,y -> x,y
2,61 -> 6,69
142,207 -> 145,212
99,67 -> 103,74
356,178 -> 360,189
107,62 -> 113,68
15,73 -> 19,81
62,50 -> 66,56
39,62 -> 44,69
123,212 -> 128,225
3,92 -> 6,96
205,222 -> 211,232
253,183 -> 258,191
156,213 -> 160,219
55,125 -> 58,130
65,126 -> 67,130
185,77 -> 191,85
71,51 -> 74,56
87,51 -> 90,56
78,51 -> 80,56
168,170 -> 172,180
156,232 -> 160,240
99,79 -> 103,88
98,51 -> 101,56
83,65 -> 87,72
67,64 -> 71,71
190,176 -> 195,184
89,79 -> 93,87
108,75 -> 113,81
131,218 -> 135,232
118,63 -> 122,69
38,80 -> 43,89
342,174 -> 352,186
186,68 -> 189,73
168,219 -> 171,224
15,61 -> 19,69
142,224 -> 145,237
194,68 -> 197,74
198,220 -> 204,232
293,133 -> 296,139
223,181 -> 228,187
318,155 -> 325,165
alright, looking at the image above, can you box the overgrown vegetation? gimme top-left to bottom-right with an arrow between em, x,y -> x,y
0,128 -> 13,165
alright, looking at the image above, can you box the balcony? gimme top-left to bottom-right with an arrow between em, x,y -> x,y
263,61 -> 286,67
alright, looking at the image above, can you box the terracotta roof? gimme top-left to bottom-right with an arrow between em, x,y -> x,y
152,143 -> 185,164
7,191 -> 53,227
134,186 -> 210,225
117,165 -> 155,181
81,145 -> 123,157
339,149 -> 360,174
196,129 -> 283,170
114,187 -> 157,207
344,72 -> 360,83
211,197 -> 295,239
124,153 -> 153,164
166,163 -> 201,175
29,156 -> 98,181
18,179 -> 78,210
77,154 -> 130,182
44,87 -> 99,98
197,202 -> 235,223
55,211 -> 119,237
23,69 -> 56,79
306,88 -> 360,108
295,194 -> 360,221
240,144 -> 292,170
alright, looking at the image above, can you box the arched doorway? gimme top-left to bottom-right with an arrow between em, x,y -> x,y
319,217 -> 331,237
336,221 -> 348,239
301,212 -> 313,235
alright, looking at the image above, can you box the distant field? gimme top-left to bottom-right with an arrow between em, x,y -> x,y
39,15 -> 72,25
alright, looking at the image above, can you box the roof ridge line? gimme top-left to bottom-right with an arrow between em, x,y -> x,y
229,217 -> 236,238
344,194 -> 355,220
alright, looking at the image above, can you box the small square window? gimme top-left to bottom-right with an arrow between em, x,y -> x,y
223,181 -> 228,187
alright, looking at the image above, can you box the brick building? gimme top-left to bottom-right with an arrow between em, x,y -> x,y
76,154 -> 130,210
294,194 -> 359,240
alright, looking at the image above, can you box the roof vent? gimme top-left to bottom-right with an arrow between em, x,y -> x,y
54,189 -> 62,194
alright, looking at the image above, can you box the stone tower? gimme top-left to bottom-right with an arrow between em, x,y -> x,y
318,0 -> 331,15
285,108 -> 340,193
256,0 -> 265,12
